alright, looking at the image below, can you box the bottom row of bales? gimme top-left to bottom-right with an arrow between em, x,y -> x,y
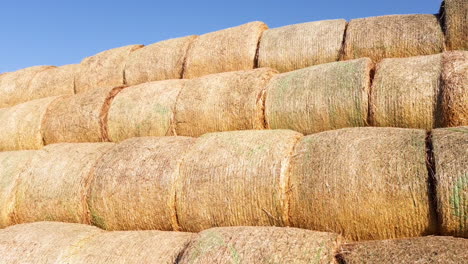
0,127 -> 466,241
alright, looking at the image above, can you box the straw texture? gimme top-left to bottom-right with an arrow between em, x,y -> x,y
183,22 -> 268,78
289,127 -> 436,241
124,36 -> 197,85
179,226 -> 342,264
107,80 -> 185,142
175,68 -> 276,137
258,19 -> 346,73
444,0 -> 468,50
88,137 -> 195,231
176,130 -> 302,232
265,58 -> 372,134
26,64 -> 77,100
371,54 -> 442,129
343,14 -> 445,62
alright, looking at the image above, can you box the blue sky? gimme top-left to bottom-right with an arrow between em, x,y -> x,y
1,0 -> 443,72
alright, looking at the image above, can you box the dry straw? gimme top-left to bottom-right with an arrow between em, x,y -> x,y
258,19 -> 346,73
371,54 -> 443,130
75,45 -> 143,93
289,127 -> 436,241
107,80 -> 185,142
433,127 -> 468,237
176,130 -> 302,232
87,137 -> 195,231
179,226 -> 342,264
0,96 -> 59,151
444,0 -> 468,50
343,14 -> 445,62
265,58 -> 372,134
183,21 -> 268,78
25,64 -> 77,101
338,236 -> 468,263
175,68 -> 277,137
124,36 -> 197,85
13,143 -> 114,225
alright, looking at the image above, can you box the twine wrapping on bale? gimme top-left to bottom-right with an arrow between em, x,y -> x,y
87,137 -> 196,231
258,19 -> 346,73
343,14 -> 445,62
13,143 -> 114,225
183,22 -> 268,78
265,58 -> 372,134
176,130 -> 303,232
75,45 -> 143,93
0,96 -> 59,151
25,64 -> 77,101
107,80 -> 185,142
371,54 -> 443,130
124,36 -> 197,85
433,127 -> 468,238
289,127 -> 436,241
444,0 -> 468,50
175,68 -> 277,137
338,236 -> 468,264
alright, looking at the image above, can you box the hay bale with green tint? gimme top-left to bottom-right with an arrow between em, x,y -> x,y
176,130 -> 302,232
444,0 -> 468,50
175,68 -> 276,137
183,22 -> 267,78
0,96 -> 59,151
289,127 -> 436,241
258,19 -> 346,73
433,127 -> 468,237
13,143 -> 114,225
107,80 -> 185,142
88,137 -> 195,231
265,58 -> 371,134
75,45 -> 143,93
179,226 -> 342,264
371,54 -> 442,129
124,36 -> 197,85
343,14 -> 445,62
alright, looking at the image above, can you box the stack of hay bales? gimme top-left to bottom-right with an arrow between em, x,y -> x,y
23,64 -> 77,101
258,19 -> 346,72
265,58 -> 372,134
443,0 -> 468,50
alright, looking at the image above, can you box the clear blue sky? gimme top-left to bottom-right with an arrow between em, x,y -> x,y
1,0 -> 443,73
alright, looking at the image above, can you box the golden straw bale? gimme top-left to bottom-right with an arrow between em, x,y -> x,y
13,143 -> 114,225
124,36 -> 197,85
289,127 -> 436,241
183,22 -> 268,78
175,68 -> 276,137
265,58 -> 372,134
107,80 -> 185,142
75,45 -> 143,93
176,130 -> 303,232
444,0 -> 468,50
371,54 -> 443,129
26,64 -> 78,98
343,14 -> 445,62
258,19 -> 346,73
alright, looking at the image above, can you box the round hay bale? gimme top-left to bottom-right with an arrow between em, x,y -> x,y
440,51 -> 468,127
75,44 -> 143,93
27,64 -> 78,99
13,143 -> 114,225
258,19 -> 346,73
371,54 -> 443,130
265,58 -> 372,134
338,236 -> 468,264
124,36 -> 197,85
183,21 -> 268,79
0,65 -> 54,108
0,96 -> 60,151
0,151 -> 36,228
107,80 -> 185,142
433,127 -> 468,237
444,0 -> 468,50
88,136 -> 196,231
289,127 -> 437,241
175,68 -> 277,137
42,85 -> 126,144
179,226 -> 342,264
343,14 -> 445,62
0,222 -> 103,263
176,130 -> 303,232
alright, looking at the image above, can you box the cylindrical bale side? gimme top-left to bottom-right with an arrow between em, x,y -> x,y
444,0 -> 468,50
26,64 -> 78,100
